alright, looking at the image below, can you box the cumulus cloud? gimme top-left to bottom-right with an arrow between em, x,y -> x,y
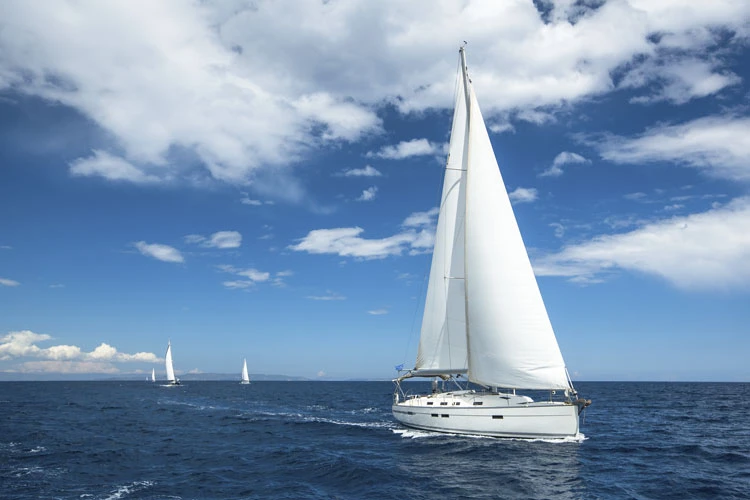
208,231 -> 242,248
70,150 -> 161,184
0,278 -> 20,287
534,197 -> 750,290
290,208 -> 438,259
338,165 -> 382,177
593,116 -> 750,182
134,241 -> 185,263
508,187 -> 538,204
367,139 -> 444,160
1,1 -> 747,195
540,152 -> 590,177
356,186 -> 378,202
0,330 -> 160,368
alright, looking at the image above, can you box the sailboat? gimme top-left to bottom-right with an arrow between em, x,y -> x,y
240,358 -> 250,385
392,47 -> 590,439
164,341 -> 180,386
151,368 -> 156,383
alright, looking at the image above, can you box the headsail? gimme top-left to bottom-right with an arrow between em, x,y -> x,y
462,63 -> 569,390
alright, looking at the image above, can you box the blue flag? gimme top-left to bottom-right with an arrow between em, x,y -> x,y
395,364 -> 405,371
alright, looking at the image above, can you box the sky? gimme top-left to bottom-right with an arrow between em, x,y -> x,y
1,0 -> 749,382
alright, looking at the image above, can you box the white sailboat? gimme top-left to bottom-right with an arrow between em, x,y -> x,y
240,358 -> 250,385
392,47 -> 590,439
151,368 -> 156,383
164,341 -> 180,386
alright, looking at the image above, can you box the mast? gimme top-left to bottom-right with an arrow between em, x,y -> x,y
459,45 -> 473,381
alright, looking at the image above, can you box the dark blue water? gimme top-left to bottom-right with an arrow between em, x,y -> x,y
1,381 -> 749,499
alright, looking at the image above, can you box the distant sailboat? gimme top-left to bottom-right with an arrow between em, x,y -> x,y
392,47 -> 590,438
240,358 -> 250,385
165,341 -> 180,386
151,368 -> 156,383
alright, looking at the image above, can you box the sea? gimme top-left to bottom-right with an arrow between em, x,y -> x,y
1,381 -> 749,499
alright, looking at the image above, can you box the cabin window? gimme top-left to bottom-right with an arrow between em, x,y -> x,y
407,411 -> 414,415
473,402 -> 483,406
492,415 -> 504,419
431,414 -> 439,417
441,414 -> 449,418
427,402 -> 433,405
440,402 -> 448,405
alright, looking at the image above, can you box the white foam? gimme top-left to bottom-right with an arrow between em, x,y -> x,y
305,415 -> 396,430
393,428 -> 587,442
101,480 -> 154,500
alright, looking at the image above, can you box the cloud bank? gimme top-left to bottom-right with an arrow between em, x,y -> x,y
0,330 -> 160,373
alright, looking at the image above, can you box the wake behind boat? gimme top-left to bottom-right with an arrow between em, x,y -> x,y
392,47 -> 590,439
164,341 -> 181,386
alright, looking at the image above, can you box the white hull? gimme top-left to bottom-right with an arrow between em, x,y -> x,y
240,380 -> 250,385
392,391 -> 579,438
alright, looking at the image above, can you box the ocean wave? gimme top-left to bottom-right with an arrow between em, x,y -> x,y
100,480 -> 155,500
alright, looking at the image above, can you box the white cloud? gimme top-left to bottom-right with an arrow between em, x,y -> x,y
508,187 -> 538,204
534,197 -> 750,290
290,208 -> 439,259
356,186 -> 378,202
623,57 -> 741,105
0,330 -> 159,366
218,264 -> 272,289
240,196 -> 263,206
540,151 -> 589,177
403,207 -> 439,227
0,278 -> 20,287
134,241 -> 184,263
594,116 -> 750,182
208,231 -> 242,249
367,139 -> 443,160
549,222 -> 565,238
368,309 -> 388,315
185,231 -> 242,248
222,280 -> 256,289
1,1 -> 747,193
339,165 -> 382,177
70,150 -> 161,184
307,291 -> 346,301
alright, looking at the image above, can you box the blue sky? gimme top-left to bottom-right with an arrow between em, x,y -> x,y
1,0 -> 749,381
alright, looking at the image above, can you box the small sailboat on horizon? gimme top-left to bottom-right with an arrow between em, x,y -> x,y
151,368 -> 156,383
240,358 -> 250,385
392,46 -> 590,439
164,341 -> 180,386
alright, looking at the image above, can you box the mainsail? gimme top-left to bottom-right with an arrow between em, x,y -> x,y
241,358 -> 250,383
414,66 -> 469,376
165,342 -> 176,383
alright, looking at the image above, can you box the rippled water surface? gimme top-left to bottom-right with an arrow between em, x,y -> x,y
1,381 -> 749,499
